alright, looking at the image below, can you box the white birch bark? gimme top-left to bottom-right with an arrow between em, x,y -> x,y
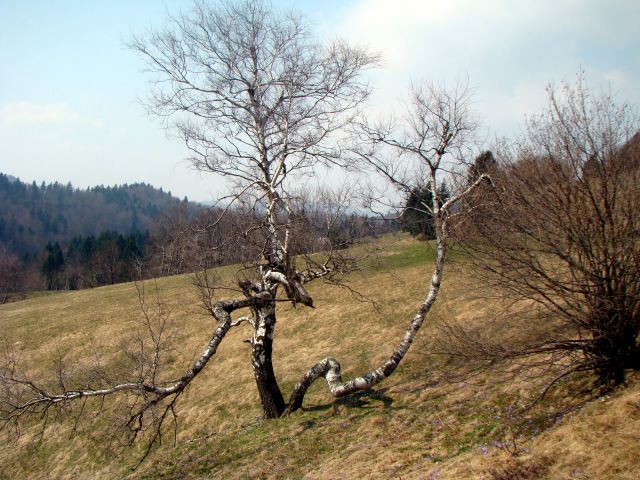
285,225 -> 447,413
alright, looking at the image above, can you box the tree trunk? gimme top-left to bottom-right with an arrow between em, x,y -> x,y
252,301 -> 285,418
591,321 -> 640,386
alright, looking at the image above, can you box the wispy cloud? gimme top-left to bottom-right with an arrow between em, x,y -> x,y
0,102 -> 79,126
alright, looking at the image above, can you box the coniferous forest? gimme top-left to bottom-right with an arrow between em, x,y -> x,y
0,173 -> 199,298
0,173 -> 192,255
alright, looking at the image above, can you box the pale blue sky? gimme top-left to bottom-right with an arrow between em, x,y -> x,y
1,0 -> 639,201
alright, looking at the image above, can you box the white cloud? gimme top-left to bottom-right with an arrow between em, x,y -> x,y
603,69 -> 632,91
328,0 -> 640,136
0,101 -> 79,126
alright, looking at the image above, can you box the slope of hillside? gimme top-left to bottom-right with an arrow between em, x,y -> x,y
0,234 -> 637,479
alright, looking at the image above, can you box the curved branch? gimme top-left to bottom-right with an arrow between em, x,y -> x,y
284,129 -> 489,413
284,232 -> 447,414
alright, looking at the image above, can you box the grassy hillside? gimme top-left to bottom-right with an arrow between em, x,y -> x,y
0,234 -> 638,479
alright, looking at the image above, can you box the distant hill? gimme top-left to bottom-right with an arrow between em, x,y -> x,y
0,173 -> 202,255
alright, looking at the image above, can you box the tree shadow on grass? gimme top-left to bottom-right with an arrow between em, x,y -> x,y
303,388 -> 394,414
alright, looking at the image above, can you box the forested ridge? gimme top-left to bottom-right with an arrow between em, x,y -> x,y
0,172 -> 394,299
0,173 -> 199,256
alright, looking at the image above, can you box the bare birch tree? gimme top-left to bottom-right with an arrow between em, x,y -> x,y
284,81 -> 486,412
131,0 -> 382,419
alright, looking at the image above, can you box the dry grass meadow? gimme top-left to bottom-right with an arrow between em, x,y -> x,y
1,234 -> 638,479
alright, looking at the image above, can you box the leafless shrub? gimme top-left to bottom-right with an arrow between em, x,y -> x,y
453,75 -> 640,391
